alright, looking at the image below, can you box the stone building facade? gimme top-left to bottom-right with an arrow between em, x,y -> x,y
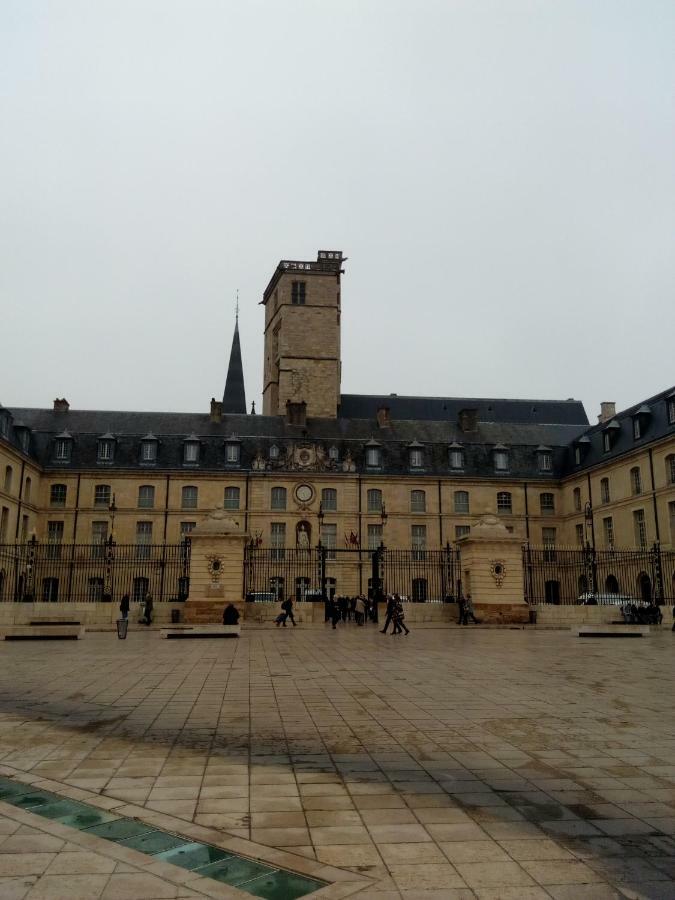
1,249 -> 674,604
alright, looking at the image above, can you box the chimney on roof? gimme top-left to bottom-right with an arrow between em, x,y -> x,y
210,398 -> 223,423
598,401 -> 616,424
458,408 -> 478,433
286,400 -> 307,427
376,407 -> 391,428
53,398 -> 69,412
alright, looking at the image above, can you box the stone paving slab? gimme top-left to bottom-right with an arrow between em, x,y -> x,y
0,626 -> 674,897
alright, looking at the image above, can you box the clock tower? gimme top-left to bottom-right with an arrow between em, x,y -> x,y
261,250 -> 344,419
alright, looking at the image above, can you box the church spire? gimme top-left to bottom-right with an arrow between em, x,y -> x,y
222,297 -> 246,414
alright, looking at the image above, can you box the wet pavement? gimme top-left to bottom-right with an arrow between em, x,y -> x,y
0,624 -> 674,898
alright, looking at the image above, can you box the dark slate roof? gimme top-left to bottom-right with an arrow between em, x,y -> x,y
222,319 -> 246,414
339,394 -> 589,426
563,385 -> 675,475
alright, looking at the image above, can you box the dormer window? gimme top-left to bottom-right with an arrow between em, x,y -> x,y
54,431 -> 72,462
408,442 -> 424,469
633,405 -> 650,441
269,444 -> 280,460
329,446 -> 339,461
225,437 -> 240,466
537,446 -> 552,472
575,446 -> 581,465
140,434 -> 158,463
493,445 -> 509,472
183,435 -> 200,465
448,444 -> 464,470
0,410 -> 9,439
97,434 -> 115,463
365,440 -> 381,468
603,419 -> 620,453
668,394 -> 675,426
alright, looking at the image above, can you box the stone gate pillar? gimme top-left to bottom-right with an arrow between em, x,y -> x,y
183,507 -> 249,624
456,515 -> 528,624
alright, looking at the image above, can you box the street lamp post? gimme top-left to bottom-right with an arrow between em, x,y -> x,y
317,502 -> 327,602
584,501 -> 597,596
109,493 -> 117,540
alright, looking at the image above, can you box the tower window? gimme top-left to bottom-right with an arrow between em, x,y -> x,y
291,281 -> 306,305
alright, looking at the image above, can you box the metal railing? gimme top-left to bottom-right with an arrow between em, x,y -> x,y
0,539 -> 191,603
523,543 -> 675,605
243,545 -> 462,603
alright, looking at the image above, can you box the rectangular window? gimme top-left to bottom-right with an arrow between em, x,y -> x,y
20,515 -> 28,543
94,485 -> 111,508
497,492 -> 512,514
181,486 -> 198,509
411,524 -> 426,559
631,468 -> 642,496
603,516 -> 614,548
97,440 -> 113,461
138,485 -> 155,508
494,451 -> 508,471
633,509 -> 647,548
574,446 -> 581,466
600,478 -> 610,504
47,521 -> 64,559
540,493 -> 555,515
291,281 -> 306,305
367,524 -> 383,550
454,491 -> 469,514
141,442 -> 157,462
50,484 -> 67,507
669,399 -> 675,425
184,442 -> 199,464
321,523 -> 337,560
449,449 -> 464,470
455,524 -> 470,540
670,501 -> 675,546
321,488 -> 337,511
271,522 -> 286,560
410,449 -> 424,468
54,439 -> 70,461
668,456 -> 675,485
91,520 -> 108,558
271,487 -> 286,510
224,486 -> 240,510
0,507 -> 8,543
366,447 -> 381,467
367,489 -> 382,513
573,488 -> 581,511
136,521 -> 153,558
542,526 -> 556,561
633,418 -> 641,440
539,452 -> 552,471
410,490 -> 426,513
603,432 -> 611,453
180,521 -> 196,537
575,523 -> 584,545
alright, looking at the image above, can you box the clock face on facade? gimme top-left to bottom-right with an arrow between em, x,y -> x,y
295,484 -> 313,503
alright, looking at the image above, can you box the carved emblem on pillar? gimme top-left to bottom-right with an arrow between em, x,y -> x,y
490,560 -> 506,587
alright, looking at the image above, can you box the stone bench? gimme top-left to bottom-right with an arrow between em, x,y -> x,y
3,625 -> 85,640
160,624 -> 240,639
574,624 -> 650,638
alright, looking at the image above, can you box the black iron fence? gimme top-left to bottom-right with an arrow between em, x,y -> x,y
243,545 -> 462,603
0,539 -> 191,604
524,543 -> 675,605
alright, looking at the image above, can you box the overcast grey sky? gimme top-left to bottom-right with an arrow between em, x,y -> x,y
1,0 -> 673,423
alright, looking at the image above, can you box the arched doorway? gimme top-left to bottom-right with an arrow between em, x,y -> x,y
605,575 -> 619,594
637,572 -> 652,602
578,574 -> 588,595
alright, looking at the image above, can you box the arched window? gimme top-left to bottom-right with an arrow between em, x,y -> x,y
24,477 -> 31,504
630,466 -> 642,496
638,572 -> 652,602
600,477 -> 610,504
573,487 -> 581,511
410,490 -> 426,513
493,447 -> 509,471
224,486 -> 240,510
269,444 -> 280,460
271,487 -> 287,510
454,491 -> 469,514
367,489 -> 382,513
666,455 -> 675,485
181,486 -> 198,509
138,485 -> 155,508
4,466 -> 12,493
540,493 -> 555,515
321,488 -> 337,511
605,575 -> 619,594
328,446 -> 339,461
497,491 -> 512,514
133,577 -> 149,602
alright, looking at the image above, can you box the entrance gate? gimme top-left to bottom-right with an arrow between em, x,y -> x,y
243,545 -> 461,603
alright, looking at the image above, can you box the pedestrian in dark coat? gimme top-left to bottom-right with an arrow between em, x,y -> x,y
142,593 -> 153,625
457,595 -> 466,625
380,595 -> 396,634
462,594 -> 480,625
392,597 -> 410,635
223,603 -> 240,625
120,594 -> 130,620
282,597 -> 296,627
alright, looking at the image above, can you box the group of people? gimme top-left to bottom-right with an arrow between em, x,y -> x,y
118,592 -> 153,625
325,594 -> 371,628
457,593 -> 480,625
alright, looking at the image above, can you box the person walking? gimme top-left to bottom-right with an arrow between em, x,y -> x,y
392,596 -> 410,635
380,595 -> 396,634
457,594 -> 466,625
282,597 -> 296,627
356,594 -> 368,626
142,592 -> 153,626
463,593 -> 480,625
119,594 -> 130,620
329,596 -> 341,630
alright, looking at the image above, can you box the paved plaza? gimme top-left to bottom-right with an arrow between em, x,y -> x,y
1,625 -> 675,899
